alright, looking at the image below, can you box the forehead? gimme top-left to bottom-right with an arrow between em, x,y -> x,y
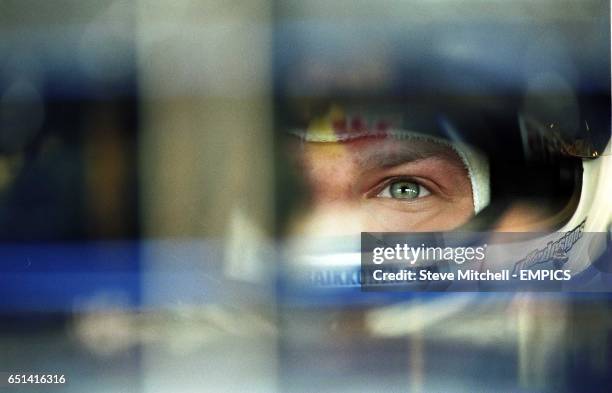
293,135 -> 464,171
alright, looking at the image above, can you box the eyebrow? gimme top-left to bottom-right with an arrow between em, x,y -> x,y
353,139 -> 463,170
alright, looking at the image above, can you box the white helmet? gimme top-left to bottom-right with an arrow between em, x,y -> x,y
274,0 -> 611,291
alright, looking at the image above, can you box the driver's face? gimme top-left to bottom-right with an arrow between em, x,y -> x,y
288,136 -> 474,235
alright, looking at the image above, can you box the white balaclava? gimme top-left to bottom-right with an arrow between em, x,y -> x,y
289,106 -> 490,213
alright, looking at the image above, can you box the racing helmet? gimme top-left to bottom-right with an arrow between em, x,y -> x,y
273,0 -> 611,281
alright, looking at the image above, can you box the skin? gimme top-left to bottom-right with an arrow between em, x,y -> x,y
287,136 -> 474,235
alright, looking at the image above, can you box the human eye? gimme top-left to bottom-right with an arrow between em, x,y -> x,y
376,178 -> 431,200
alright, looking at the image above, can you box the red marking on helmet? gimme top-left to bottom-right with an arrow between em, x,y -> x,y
332,119 -> 347,133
